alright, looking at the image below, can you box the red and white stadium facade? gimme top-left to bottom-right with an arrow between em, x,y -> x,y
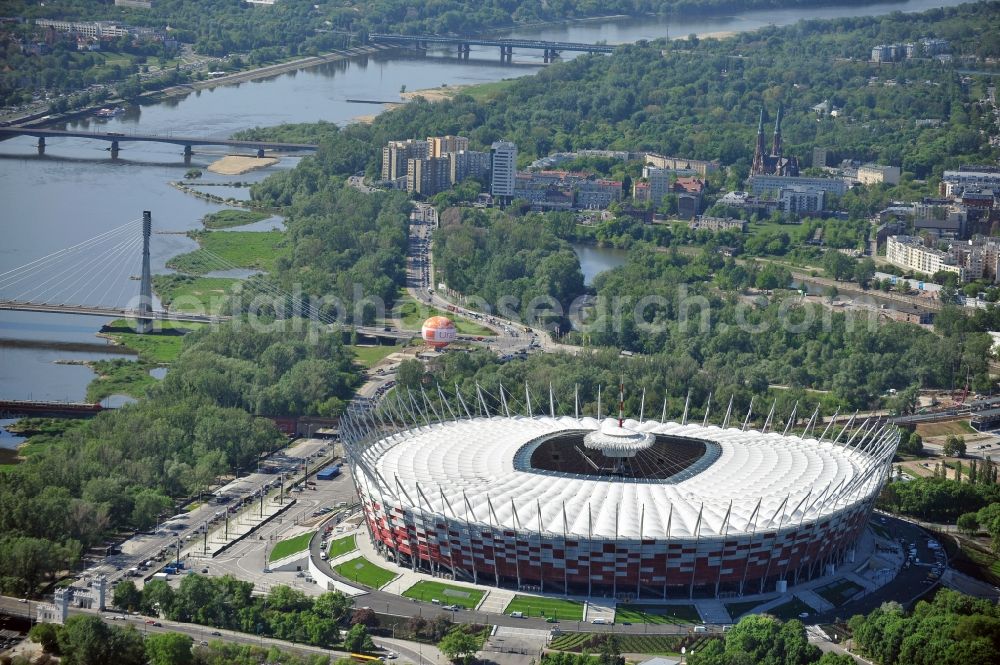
342,390 -> 897,599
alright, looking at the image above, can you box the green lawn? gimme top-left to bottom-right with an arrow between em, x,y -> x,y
86,358 -> 157,402
334,556 -> 397,589
503,595 -> 584,621
402,581 -> 485,609
615,604 -> 702,625
353,344 -> 398,368
100,319 -> 198,363
167,230 -> 286,275
765,597 -> 817,622
202,209 -> 270,229
153,275 -> 238,315
394,293 -> 493,336
269,531 -> 315,562
461,79 -> 517,102
327,535 -> 357,559
815,580 -> 864,607
725,600 -> 764,619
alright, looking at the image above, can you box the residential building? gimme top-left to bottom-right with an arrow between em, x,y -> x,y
778,187 -> 824,215
912,200 -> 968,239
857,164 -> 901,186
643,153 -> 719,177
886,235 -> 966,281
717,191 -> 777,217
491,140 -> 518,199
813,147 -> 829,168
428,135 -> 469,158
406,157 -> 450,196
942,169 -> 1000,196
576,179 -> 623,209
689,216 -> 748,233
449,150 -> 491,184
749,175 -> 847,198
382,139 -> 428,181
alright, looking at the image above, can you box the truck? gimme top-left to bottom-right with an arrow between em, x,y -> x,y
152,572 -> 170,581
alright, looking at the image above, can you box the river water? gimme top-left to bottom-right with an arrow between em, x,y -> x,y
0,0 -> 973,402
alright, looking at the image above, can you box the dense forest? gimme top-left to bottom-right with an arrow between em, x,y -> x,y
249,174 -> 412,324
435,207 -> 585,323
0,321 -> 358,596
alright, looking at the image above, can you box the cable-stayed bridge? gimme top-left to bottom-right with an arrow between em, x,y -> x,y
0,211 -> 413,340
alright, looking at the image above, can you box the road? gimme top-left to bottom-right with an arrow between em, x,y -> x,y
402,205 -> 580,357
0,594 -> 443,665
83,438 -> 332,586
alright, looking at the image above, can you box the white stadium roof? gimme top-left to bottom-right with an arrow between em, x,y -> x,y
354,416 -> 894,540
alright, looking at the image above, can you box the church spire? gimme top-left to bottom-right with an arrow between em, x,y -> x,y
772,104 -> 783,158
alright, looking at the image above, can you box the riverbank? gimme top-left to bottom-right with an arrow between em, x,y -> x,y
12,45 -> 393,130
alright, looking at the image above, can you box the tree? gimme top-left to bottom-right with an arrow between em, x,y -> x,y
957,512 -> 980,536
944,435 -> 967,457
29,622 -> 62,654
823,251 -> 855,281
343,623 -> 374,652
145,633 -> 194,665
854,258 -> 877,288
438,627 -> 480,665
113,580 -> 142,612
825,285 -> 839,304
599,635 -> 624,665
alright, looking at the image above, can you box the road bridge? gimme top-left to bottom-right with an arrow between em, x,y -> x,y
0,127 -> 318,160
368,33 -> 615,62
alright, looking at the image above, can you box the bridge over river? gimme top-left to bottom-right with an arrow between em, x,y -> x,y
0,127 -> 318,159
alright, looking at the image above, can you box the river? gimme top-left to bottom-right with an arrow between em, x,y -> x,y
0,0 -> 974,401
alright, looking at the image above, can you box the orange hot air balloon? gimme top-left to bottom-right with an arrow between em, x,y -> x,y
421,316 -> 457,349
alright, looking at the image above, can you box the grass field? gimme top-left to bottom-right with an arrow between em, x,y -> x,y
461,79 -> 518,102
915,420 -> 976,438
395,293 -> 493,336
815,580 -> 864,607
167,230 -> 286,275
153,275 -> 237,315
334,556 -> 397,589
353,344 -> 398,368
766,597 -> 817,622
402,581 -> 485,609
100,319 -> 199,363
202,209 -> 270,229
327,535 -> 357,558
503,596 -> 584,621
269,531 -> 314,562
941,533 -> 1000,586
86,358 -> 156,402
548,633 -> 693,655
615,604 -> 702,624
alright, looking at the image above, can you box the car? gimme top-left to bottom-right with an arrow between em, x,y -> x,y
200,640 -> 209,646
153,622 -> 163,627
145,619 -> 156,625
18,598 -> 26,603
386,653 -> 398,660
798,612 -> 809,619
545,617 -> 559,623
211,631 -> 222,636
201,568 -> 209,574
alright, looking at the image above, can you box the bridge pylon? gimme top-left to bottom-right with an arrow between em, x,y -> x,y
136,211 -> 154,334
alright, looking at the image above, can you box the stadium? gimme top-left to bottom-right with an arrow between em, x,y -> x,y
342,388 -> 898,600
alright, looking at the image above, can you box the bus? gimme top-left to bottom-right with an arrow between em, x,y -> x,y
350,654 -> 382,663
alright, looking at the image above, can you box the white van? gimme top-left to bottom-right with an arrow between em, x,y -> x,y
694,625 -> 708,633
509,611 -> 524,618
591,618 -> 607,625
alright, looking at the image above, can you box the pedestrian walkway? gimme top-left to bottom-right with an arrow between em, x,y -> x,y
695,599 -> 732,624
585,600 -> 615,623
477,587 -> 517,614
796,589 -> 835,613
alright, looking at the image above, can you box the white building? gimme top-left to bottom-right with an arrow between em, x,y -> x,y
857,164 -> 901,186
886,235 -> 966,281
490,140 -> 518,199
942,170 -> 1000,196
749,175 -> 848,198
